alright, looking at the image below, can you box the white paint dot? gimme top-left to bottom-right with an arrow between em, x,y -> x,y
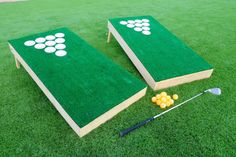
142,19 -> 150,23
45,35 -> 56,40
55,33 -> 65,38
120,21 -> 128,25
24,40 -> 35,46
127,24 -> 135,28
55,50 -> 67,57
44,47 -> 56,53
127,20 -> 135,24
134,19 -> 142,23
55,38 -> 65,44
45,41 -> 56,47
142,30 -> 151,35
55,44 -> 66,50
135,23 -> 142,27
34,44 -> 46,49
35,37 -> 46,43
142,23 -> 150,27
142,27 -> 150,31
134,27 -> 142,32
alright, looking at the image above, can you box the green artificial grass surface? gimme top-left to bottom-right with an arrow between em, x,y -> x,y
9,27 -> 146,128
109,16 -> 212,82
0,0 -> 235,156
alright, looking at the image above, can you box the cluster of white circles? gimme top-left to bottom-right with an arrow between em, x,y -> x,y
24,32 -> 67,57
119,19 -> 151,35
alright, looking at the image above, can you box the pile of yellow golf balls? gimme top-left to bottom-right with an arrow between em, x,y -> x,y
151,92 -> 179,109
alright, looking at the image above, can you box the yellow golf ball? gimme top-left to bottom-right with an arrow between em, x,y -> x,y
151,97 -> 157,103
166,95 -> 171,100
169,99 -> 174,105
155,94 -> 161,99
160,103 -> 167,109
161,97 -> 167,103
166,101 -> 171,107
160,92 -> 167,97
173,94 -> 179,100
156,100 -> 162,106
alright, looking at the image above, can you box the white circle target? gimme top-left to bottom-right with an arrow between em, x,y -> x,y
142,30 -> 151,35
34,44 -> 46,49
142,27 -> 150,31
45,35 -> 56,40
127,20 -> 135,24
55,44 -> 66,50
44,47 -> 56,53
45,41 -> 56,47
142,19 -> 150,23
35,37 -> 46,43
142,23 -> 150,27
134,27 -> 142,32
24,40 -> 35,46
120,21 -> 128,25
55,33 -> 65,38
55,50 -> 67,57
127,24 -> 135,28
134,19 -> 142,23
55,38 -> 65,44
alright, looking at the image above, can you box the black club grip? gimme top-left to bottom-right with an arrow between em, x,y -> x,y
119,117 -> 154,137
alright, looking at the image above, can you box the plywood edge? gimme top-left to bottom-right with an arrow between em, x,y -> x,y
79,87 -> 147,137
154,69 -> 214,90
8,43 -> 82,137
108,21 -> 156,90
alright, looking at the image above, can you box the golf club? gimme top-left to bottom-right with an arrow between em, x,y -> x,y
119,88 -> 221,137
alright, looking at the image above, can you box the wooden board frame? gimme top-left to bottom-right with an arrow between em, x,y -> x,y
9,43 -> 147,137
107,21 -> 213,90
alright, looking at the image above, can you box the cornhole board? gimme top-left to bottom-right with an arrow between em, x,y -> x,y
107,16 -> 213,90
8,28 -> 147,137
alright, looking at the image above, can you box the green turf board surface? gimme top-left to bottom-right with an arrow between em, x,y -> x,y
109,16 -> 213,82
8,28 -> 146,128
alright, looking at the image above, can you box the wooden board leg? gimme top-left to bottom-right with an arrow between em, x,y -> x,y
15,56 -> 20,69
107,31 -> 112,43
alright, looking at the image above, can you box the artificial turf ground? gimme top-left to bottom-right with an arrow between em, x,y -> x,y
0,0 -> 235,156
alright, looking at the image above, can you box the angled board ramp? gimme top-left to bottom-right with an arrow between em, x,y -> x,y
108,16 -> 213,90
8,28 -> 147,137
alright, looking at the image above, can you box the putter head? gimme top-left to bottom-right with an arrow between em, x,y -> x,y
204,88 -> 221,95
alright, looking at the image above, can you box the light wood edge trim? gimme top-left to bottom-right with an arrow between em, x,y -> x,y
107,21 -> 156,89
79,87 -> 147,137
8,43 -> 81,136
154,69 -> 214,90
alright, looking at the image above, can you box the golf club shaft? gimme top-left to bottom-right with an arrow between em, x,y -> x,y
120,92 -> 204,137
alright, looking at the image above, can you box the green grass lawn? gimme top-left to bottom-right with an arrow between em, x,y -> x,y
0,0 -> 235,156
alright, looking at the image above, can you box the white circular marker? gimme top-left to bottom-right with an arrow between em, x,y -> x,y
34,44 -> 46,49
55,33 -> 65,38
135,23 -> 142,27
44,47 -> 56,53
142,23 -> 150,27
55,44 -> 66,50
142,19 -> 150,23
45,41 -> 56,47
55,38 -> 65,44
127,20 -> 135,24
24,40 -> 35,46
134,27 -> 142,32
35,37 -> 46,43
55,50 -> 67,57
142,30 -> 151,35
120,21 -> 128,25
127,24 -> 135,28
142,26 -> 150,31
45,35 -> 56,40
135,19 -> 142,23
